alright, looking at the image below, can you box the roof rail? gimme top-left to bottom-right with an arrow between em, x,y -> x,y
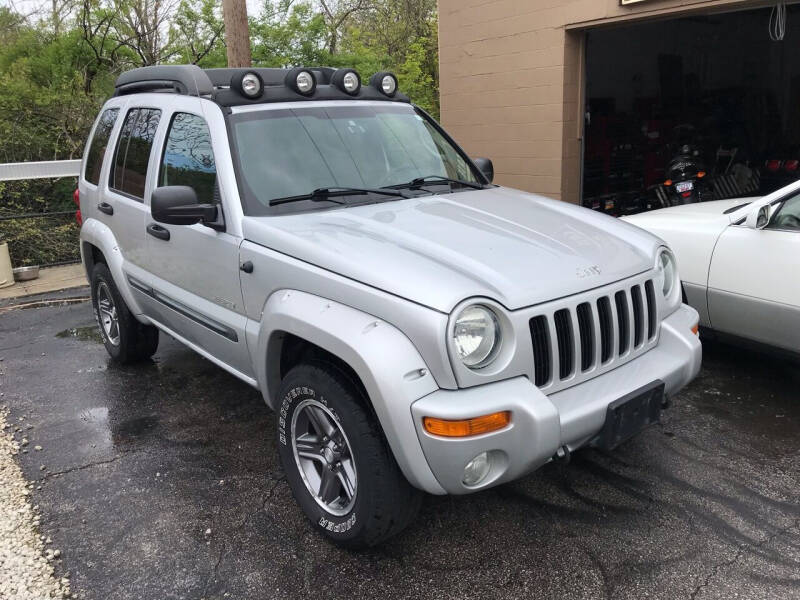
114,65 -> 214,97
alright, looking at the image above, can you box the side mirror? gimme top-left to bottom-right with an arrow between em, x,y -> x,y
473,157 -> 494,183
151,186 -> 217,226
745,204 -> 769,230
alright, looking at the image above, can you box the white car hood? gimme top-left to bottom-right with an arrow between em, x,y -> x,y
242,187 -> 660,312
624,198 -> 757,227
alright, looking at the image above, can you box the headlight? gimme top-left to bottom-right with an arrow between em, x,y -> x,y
453,305 -> 501,368
658,249 -> 677,297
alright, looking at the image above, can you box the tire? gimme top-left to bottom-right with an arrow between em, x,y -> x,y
90,262 -> 158,363
276,361 -> 422,548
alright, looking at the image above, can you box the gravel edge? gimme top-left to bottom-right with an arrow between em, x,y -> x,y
0,406 -> 71,599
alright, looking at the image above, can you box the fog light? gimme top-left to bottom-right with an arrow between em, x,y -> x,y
296,71 -> 314,94
463,452 -> 491,486
241,72 -> 261,97
285,67 -> 317,96
231,71 -> 263,99
332,69 -> 361,95
369,71 -> 398,97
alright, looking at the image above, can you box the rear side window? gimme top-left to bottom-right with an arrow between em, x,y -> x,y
84,108 -> 119,185
159,113 -> 217,204
110,108 -> 162,200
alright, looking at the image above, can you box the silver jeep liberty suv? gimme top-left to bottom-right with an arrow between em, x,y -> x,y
78,65 -> 702,547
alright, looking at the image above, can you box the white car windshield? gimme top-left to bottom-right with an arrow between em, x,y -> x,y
228,103 -> 480,214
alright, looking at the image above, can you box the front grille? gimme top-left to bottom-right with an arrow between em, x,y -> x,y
576,303 -> 594,371
529,316 -> 551,387
529,279 -> 657,388
554,309 -> 573,379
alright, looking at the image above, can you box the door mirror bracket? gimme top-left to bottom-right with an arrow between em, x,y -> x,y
473,157 -> 494,184
151,186 -> 221,228
745,205 -> 770,230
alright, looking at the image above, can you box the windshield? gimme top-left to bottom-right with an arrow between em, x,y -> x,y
228,103 -> 480,214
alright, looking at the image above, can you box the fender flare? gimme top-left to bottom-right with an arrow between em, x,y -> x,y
79,217 -> 145,315
250,289 -> 447,495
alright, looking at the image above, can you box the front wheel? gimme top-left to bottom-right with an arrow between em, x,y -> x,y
276,362 -> 422,548
90,262 -> 158,363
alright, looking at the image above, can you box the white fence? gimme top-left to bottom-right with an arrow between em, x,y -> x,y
0,160 -> 83,268
0,160 -> 81,182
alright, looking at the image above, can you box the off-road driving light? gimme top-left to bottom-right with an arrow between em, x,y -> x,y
463,452 -> 491,486
453,304 -> 501,368
231,71 -> 263,99
369,71 -> 398,97
423,411 -> 510,438
241,72 -> 261,98
285,68 -> 316,96
658,249 -> 677,298
332,68 -> 361,95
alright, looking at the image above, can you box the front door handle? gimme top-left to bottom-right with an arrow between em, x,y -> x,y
97,202 -> 114,215
146,222 -> 170,241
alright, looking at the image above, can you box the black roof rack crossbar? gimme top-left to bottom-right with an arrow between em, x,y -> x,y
114,65 -> 213,97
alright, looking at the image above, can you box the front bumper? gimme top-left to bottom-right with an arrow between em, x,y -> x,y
410,304 -> 701,494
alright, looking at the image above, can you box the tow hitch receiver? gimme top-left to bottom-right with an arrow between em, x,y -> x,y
592,380 -> 665,451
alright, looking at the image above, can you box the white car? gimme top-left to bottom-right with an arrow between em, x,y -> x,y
624,183 -> 800,356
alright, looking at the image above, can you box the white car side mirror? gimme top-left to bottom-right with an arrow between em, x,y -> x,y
745,205 -> 769,229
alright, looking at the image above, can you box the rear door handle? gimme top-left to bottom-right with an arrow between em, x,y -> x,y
97,202 -> 114,215
146,222 -> 170,241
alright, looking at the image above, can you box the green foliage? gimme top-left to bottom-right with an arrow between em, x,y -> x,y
0,0 -> 440,266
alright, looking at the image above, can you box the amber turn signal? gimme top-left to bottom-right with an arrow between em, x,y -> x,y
664,179 -> 672,186
697,171 -> 706,178
423,411 -> 511,438
691,324 -> 699,335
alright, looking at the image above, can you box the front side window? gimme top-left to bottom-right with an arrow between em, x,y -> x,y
84,108 -> 119,185
228,104 -> 479,215
110,108 -> 162,200
767,193 -> 800,231
159,112 -> 216,204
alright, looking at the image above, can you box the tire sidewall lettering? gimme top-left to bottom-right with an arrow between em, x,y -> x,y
278,381 -> 356,536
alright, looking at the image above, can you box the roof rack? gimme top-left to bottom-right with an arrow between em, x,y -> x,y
113,65 -> 410,107
114,65 -> 213,97
204,67 -> 335,88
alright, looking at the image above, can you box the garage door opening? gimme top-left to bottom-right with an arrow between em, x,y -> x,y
582,4 -> 800,216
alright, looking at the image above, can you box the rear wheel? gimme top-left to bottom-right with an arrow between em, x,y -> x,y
90,262 -> 158,363
276,362 -> 422,548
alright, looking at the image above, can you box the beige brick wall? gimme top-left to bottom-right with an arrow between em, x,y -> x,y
438,0 -> 760,203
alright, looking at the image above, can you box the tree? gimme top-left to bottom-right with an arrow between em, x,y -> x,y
222,0 -> 251,67
318,0 -> 369,54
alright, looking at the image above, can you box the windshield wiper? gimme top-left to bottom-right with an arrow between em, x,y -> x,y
269,186 -> 411,207
387,175 -> 485,191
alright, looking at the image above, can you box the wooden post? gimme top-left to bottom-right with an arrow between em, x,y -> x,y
222,0 -> 252,68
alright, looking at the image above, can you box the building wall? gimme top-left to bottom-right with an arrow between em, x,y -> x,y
438,0 -> 763,202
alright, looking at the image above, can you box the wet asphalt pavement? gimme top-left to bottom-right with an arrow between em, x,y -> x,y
0,297 -> 798,600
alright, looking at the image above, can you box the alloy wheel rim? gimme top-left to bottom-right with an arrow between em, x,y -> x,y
96,282 -> 120,346
291,399 -> 357,516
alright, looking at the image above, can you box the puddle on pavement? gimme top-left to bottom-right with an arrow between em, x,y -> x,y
77,407 -> 113,452
113,415 -> 160,443
56,325 -> 103,343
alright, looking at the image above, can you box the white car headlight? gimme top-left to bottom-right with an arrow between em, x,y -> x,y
453,305 -> 501,369
658,249 -> 677,298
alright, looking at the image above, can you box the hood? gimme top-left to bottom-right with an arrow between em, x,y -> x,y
622,198 -> 759,237
624,198 -> 758,227
242,187 -> 660,313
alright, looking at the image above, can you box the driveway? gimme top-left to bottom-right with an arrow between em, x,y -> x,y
0,299 -> 798,599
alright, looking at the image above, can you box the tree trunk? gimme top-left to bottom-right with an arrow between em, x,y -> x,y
222,0 -> 251,68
